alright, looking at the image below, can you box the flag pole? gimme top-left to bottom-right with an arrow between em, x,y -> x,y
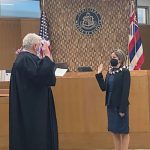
128,0 -> 135,69
42,0 -> 45,11
40,0 -> 45,12
132,0 -> 137,69
128,0 -> 132,69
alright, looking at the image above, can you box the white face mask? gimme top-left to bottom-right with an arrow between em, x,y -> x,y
35,45 -> 42,58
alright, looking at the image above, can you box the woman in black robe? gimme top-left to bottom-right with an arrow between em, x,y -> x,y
9,33 -> 58,150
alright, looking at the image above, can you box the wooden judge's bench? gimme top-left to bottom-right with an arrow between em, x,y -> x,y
0,71 -> 150,150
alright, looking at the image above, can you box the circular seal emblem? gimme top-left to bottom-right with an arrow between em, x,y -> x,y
75,8 -> 102,35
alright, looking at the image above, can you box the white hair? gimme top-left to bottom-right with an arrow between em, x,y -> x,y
22,33 -> 41,49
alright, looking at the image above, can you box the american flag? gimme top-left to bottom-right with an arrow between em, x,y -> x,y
128,0 -> 144,70
39,11 -> 51,57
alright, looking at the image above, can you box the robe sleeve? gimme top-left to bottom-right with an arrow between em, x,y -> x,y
21,55 -> 56,87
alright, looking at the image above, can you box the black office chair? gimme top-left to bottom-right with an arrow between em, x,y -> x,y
55,63 -> 69,71
77,66 -> 93,72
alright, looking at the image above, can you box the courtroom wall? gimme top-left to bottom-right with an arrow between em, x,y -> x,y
44,0 -> 130,71
139,25 -> 150,70
0,19 -> 21,69
0,2 -> 150,70
0,18 -> 40,70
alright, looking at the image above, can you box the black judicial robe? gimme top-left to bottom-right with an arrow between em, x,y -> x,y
9,52 -> 58,150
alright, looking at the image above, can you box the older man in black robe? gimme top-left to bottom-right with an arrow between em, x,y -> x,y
9,33 -> 58,150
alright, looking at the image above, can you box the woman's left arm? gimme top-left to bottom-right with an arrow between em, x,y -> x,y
119,69 -> 131,113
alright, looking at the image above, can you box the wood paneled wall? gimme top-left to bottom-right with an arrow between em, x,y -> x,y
0,19 -> 21,69
0,18 -> 39,70
139,25 -> 150,70
20,19 -> 40,40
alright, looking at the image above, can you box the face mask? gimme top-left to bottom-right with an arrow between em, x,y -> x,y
35,47 -> 40,52
35,45 -> 42,58
110,58 -> 118,67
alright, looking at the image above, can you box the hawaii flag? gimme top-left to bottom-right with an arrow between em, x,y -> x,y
128,0 -> 144,70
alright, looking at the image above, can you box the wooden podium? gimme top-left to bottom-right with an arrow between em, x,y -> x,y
0,70 -> 150,150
